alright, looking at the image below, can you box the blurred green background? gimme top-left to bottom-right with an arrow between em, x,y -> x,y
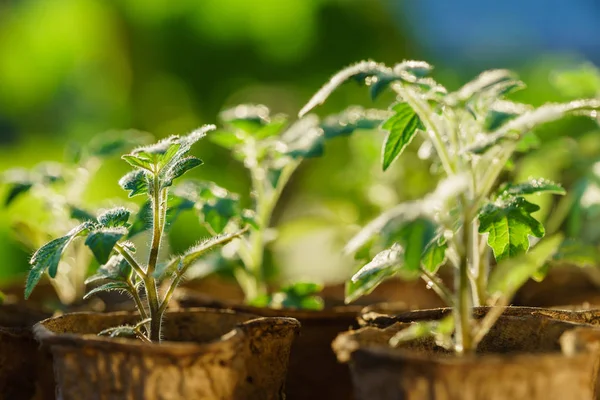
1,0 -> 599,289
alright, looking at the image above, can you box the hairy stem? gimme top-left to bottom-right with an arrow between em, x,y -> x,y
244,160 -> 299,302
455,210 -> 474,354
146,173 -> 166,342
127,279 -> 148,320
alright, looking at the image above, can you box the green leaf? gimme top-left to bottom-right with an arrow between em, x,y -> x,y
381,103 -> 423,170
351,243 -> 403,285
85,227 -> 127,264
220,104 -> 271,133
88,130 -> 152,158
552,239 -> 600,268
210,130 -> 245,149
478,197 -> 545,261
97,207 -> 131,228
280,282 -> 323,297
161,156 -> 203,188
83,281 -> 130,300
175,181 -> 242,234
281,116 -> 325,159
122,155 -> 154,171
421,237 -> 447,274
396,218 -> 437,272
346,262 -> 401,304
497,178 -> 566,198
320,107 -> 391,139
446,69 -> 521,106
85,254 -> 133,284
26,222 -> 94,298
69,206 -> 96,222
488,234 -> 563,298
119,170 -> 150,197
4,182 -> 33,206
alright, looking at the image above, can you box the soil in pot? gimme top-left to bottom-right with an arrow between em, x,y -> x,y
174,279 -> 445,400
0,303 -> 52,400
34,308 -> 300,400
335,306 -> 600,400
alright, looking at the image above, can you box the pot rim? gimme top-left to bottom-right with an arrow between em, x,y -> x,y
336,306 -> 600,365
34,307 -> 300,356
174,287 -> 363,319
359,304 -> 600,327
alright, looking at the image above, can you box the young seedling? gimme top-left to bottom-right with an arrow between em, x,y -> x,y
301,60 -> 600,353
3,131 -> 149,305
181,104 -> 388,309
25,127 -> 246,342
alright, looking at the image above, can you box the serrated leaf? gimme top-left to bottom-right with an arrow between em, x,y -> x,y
119,170 -> 150,197
98,207 -> 131,228
85,227 -> 127,264
161,156 -> 203,188
85,254 -> 133,283
396,218 -> 437,272
478,197 -> 545,261
488,234 -> 563,298
497,178 -> 566,198
69,206 -> 96,222
26,222 -> 94,298
381,103 -> 423,171
83,281 -> 130,300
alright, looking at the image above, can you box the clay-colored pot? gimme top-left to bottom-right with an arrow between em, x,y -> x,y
514,266 -> 600,308
335,306 -> 600,400
34,308 -> 300,400
0,304 -> 53,400
174,278 -> 445,400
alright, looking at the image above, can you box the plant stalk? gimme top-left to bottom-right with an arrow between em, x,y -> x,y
455,210 -> 474,354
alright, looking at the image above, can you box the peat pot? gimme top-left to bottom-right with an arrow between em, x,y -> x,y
334,306 -> 600,400
34,308 -> 300,400
174,279 -> 445,400
0,304 -> 52,400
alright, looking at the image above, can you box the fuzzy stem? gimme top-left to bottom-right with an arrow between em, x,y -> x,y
455,210 -> 474,354
146,173 -> 166,342
243,160 -> 299,302
127,279 -> 148,320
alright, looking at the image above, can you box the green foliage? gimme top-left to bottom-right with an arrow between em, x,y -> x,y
25,126 -> 247,342
381,103 -> 423,170
250,282 -> 324,310
304,59 -> 600,354
478,197 -> 545,261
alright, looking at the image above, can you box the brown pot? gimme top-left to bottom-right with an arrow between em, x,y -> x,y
0,303 -> 53,400
514,265 -> 600,308
174,278 -> 445,400
334,306 -> 600,400
34,308 -> 300,400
